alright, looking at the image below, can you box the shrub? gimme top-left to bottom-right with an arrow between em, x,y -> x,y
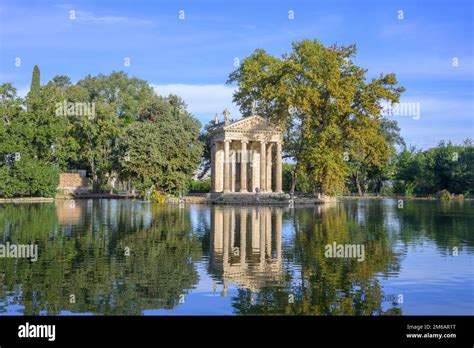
0,158 -> 60,198
187,179 -> 211,193
149,189 -> 167,204
404,182 -> 416,198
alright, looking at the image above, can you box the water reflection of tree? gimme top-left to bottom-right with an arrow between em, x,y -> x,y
0,202 -> 202,315
396,200 -> 474,252
233,204 -> 403,315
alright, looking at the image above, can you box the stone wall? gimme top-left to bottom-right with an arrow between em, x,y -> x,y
57,173 -> 89,195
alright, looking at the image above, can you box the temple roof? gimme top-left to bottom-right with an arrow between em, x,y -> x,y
212,115 -> 281,132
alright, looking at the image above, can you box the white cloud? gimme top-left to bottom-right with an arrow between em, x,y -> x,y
386,95 -> 474,148
50,5 -> 153,26
391,96 -> 473,123
74,10 -> 152,25
151,84 -> 241,123
363,56 -> 474,80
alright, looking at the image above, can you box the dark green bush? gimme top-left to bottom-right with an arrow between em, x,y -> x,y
0,158 -> 60,198
187,179 -> 211,193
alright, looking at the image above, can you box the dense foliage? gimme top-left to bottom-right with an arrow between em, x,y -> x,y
0,157 -> 59,197
227,39 -> 472,196
118,95 -> 203,194
0,68 -> 203,197
228,39 -> 405,195
1,43 -> 472,198
393,140 -> 474,196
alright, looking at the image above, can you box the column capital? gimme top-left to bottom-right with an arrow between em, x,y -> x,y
240,139 -> 249,144
224,139 -> 232,143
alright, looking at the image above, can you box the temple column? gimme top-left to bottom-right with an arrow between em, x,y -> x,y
266,143 -> 273,192
213,208 -> 223,251
215,142 -> 224,192
223,208 -> 230,265
260,141 -> 266,192
251,145 -> 259,193
230,207 -> 236,249
265,208 -> 272,257
259,209 -> 266,263
240,140 -> 248,192
275,208 -> 282,263
240,208 -> 247,265
223,140 -> 231,193
211,142 -> 216,192
230,150 -> 236,192
251,208 -> 259,251
275,141 -> 283,193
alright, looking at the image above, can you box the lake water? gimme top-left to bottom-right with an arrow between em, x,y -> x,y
0,199 -> 472,315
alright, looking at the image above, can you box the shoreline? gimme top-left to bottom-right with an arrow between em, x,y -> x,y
0,194 -> 470,204
0,197 -> 55,203
339,195 -> 470,201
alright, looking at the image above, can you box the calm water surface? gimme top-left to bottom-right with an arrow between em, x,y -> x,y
0,199 -> 472,315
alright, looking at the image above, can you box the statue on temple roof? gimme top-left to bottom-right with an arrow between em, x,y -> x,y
223,108 -> 230,125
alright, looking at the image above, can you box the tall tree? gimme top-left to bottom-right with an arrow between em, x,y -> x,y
72,101 -> 122,192
228,39 -> 405,195
347,118 -> 405,195
118,95 -> 203,194
30,65 -> 41,94
72,71 -> 156,191
78,71 -> 155,124
0,83 -> 61,198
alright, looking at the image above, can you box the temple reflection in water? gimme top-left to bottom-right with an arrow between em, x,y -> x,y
209,206 -> 284,295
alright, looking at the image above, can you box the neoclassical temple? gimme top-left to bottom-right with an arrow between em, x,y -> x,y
209,110 -> 283,194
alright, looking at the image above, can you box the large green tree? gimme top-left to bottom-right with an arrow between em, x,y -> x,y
77,71 -> 155,125
118,95 -> 203,194
63,71 -> 156,191
393,140 -> 474,196
228,39 -> 405,195
71,101 -> 122,192
348,118 -> 405,195
0,82 -> 61,197
2,70 -> 204,196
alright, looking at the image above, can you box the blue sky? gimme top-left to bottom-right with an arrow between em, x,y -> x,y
0,0 -> 472,149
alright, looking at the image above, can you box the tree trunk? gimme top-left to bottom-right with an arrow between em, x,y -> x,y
90,159 -> 98,193
290,170 -> 297,194
354,173 -> 363,196
93,174 -> 98,193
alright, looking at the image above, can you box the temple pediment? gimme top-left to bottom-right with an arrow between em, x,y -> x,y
222,115 -> 279,132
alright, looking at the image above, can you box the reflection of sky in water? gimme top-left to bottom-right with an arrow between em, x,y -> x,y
143,262 -> 236,315
148,202 -> 473,315
0,199 -> 472,315
380,239 -> 474,315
